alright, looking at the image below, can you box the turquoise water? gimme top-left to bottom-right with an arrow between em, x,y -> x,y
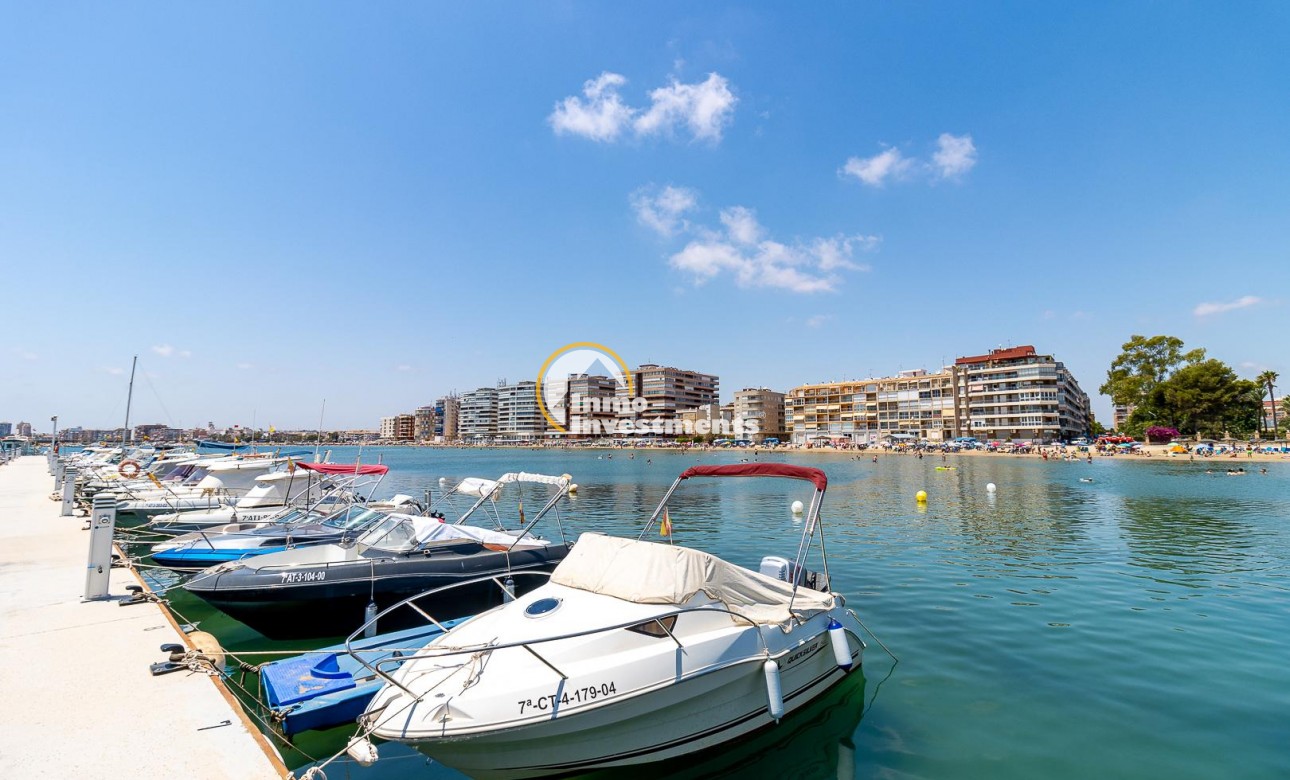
149,447 -> 1290,779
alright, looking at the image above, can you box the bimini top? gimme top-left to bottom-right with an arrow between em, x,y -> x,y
552,532 -> 834,626
678,463 -> 827,491
296,462 -> 390,476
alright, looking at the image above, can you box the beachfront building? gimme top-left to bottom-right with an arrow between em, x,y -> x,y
952,345 -> 1090,443
1112,403 -> 1134,431
394,414 -> 415,441
435,395 -> 460,442
678,403 -> 730,436
618,364 -> 719,429
379,416 -> 396,439
562,374 -> 620,438
414,405 -> 437,441
732,388 -> 786,442
787,370 -> 957,447
16,422 -> 32,438
458,387 -> 499,443
0,423 -> 11,437
497,380 -> 545,443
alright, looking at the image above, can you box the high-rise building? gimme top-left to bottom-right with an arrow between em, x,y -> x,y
952,345 -> 1090,442
732,388 -> 786,442
16,422 -> 33,438
618,364 -> 719,424
0,422 -> 11,437
459,387 -> 499,442
435,395 -> 460,442
379,416 -> 397,439
563,374 -> 620,437
788,370 -> 957,446
497,381 -> 545,442
1112,404 -> 1135,431
414,405 -> 437,441
393,414 -> 415,442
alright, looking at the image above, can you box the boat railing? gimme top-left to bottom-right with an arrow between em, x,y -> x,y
344,573 -> 767,701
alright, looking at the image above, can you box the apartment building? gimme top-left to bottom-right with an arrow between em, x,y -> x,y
563,374 -> 620,437
618,364 -> 719,424
787,369 -> 957,446
414,405 -> 437,441
497,380 -> 545,442
952,345 -> 1090,442
379,416 -> 396,439
435,395 -> 460,442
732,388 -> 786,442
458,387 -> 499,443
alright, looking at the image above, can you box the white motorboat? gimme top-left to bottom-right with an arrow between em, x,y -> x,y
350,463 -> 865,779
115,456 -> 297,517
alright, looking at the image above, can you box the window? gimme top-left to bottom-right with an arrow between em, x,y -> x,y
627,615 -> 678,638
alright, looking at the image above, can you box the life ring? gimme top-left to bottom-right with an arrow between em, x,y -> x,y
118,460 -> 141,478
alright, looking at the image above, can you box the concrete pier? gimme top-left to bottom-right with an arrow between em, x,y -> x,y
0,456 -> 286,779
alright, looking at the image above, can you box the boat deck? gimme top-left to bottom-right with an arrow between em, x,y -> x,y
0,456 -> 286,779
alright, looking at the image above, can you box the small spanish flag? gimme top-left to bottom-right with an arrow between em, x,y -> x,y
660,507 -> 672,537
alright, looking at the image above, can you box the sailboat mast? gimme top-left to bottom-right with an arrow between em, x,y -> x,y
123,355 -> 138,445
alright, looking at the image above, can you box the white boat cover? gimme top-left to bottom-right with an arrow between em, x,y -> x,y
455,477 -> 501,498
390,514 -> 551,548
551,533 -> 834,627
497,472 -> 571,487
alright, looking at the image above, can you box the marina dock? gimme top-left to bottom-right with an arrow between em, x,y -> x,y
0,456 -> 286,780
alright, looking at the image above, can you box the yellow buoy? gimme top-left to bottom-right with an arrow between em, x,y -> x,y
916,490 -> 928,503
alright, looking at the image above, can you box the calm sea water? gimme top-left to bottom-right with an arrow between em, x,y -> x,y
147,447 -> 1290,779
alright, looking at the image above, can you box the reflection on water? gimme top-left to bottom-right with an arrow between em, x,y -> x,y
148,448 -> 1290,780
580,671 -> 868,780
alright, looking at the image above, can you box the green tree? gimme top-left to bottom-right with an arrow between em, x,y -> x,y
1160,360 -> 1262,438
1100,335 -> 1206,434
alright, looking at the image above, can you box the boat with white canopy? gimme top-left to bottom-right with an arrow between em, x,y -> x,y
345,463 -> 865,779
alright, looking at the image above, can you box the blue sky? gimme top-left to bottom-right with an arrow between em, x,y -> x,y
3,3 -> 1287,431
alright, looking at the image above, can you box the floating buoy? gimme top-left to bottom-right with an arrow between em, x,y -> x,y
346,736 -> 380,766
915,490 -> 927,503
568,484 -> 578,495
986,483 -> 997,493
791,500 -> 804,515
363,600 -> 378,638
764,659 -> 784,720
828,618 -> 853,670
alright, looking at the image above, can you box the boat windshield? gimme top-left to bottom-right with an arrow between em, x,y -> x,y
321,506 -> 389,531
355,516 -> 420,552
180,468 -> 209,485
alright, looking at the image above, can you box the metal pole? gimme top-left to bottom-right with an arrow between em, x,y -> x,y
61,468 -> 77,516
123,355 -> 138,446
84,494 -> 118,600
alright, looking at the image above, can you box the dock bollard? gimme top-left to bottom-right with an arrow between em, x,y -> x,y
61,468 -> 77,516
85,494 -> 119,600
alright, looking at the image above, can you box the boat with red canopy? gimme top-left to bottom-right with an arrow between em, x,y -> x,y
347,462 -> 865,779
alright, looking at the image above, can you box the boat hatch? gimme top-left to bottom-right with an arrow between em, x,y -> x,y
524,597 -> 562,618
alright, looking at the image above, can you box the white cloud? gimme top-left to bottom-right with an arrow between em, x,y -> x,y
841,133 -> 978,187
932,133 -> 977,178
236,362 -> 253,370
840,147 -> 912,187
805,314 -> 834,328
664,201 -> 878,294
633,73 -> 737,141
549,72 -> 635,142
395,364 -> 413,372
1193,295 -> 1263,317
550,71 -> 737,143
151,344 -> 175,358
13,348 -> 37,361
631,185 -> 699,237
103,366 -> 125,375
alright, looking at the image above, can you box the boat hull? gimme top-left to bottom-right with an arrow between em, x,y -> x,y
186,543 -> 571,639
393,639 -> 861,779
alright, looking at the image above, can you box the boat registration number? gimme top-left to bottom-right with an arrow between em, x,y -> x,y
518,681 -> 617,714
279,570 -> 326,583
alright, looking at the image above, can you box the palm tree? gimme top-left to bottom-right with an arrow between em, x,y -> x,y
1258,370 -> 1279,439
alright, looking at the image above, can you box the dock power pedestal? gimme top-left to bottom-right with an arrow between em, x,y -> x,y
84,494 -> 118,600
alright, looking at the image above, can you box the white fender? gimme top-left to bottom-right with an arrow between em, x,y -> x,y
828,619 -> 853,670
764,659 -> 784,720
